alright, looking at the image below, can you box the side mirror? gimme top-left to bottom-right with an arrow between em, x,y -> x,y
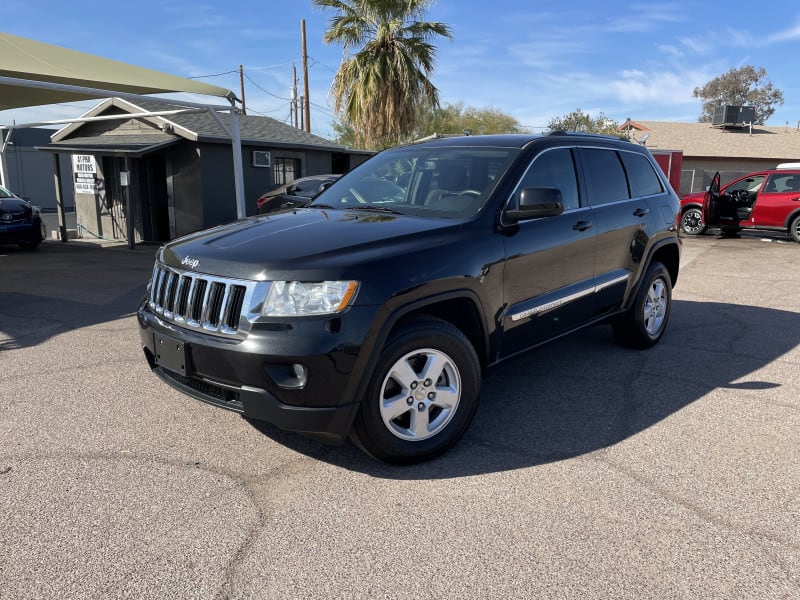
504,187 -> 564,223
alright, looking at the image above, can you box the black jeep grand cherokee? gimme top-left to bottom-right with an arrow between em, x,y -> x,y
138,133 -> 681,463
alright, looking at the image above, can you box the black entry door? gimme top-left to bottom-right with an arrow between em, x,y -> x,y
141,156 -> 169,242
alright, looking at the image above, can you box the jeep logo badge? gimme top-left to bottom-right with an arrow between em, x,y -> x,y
181,256 -> 200,269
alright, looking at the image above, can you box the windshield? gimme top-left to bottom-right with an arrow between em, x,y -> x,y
311,145 -> 520,219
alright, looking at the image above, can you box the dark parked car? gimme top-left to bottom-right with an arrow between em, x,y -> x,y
256,174 -> 340,214
680,168 -> 800,242
139,133 -> 681,463
0,185 -> 46,249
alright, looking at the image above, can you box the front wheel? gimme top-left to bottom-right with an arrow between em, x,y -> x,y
612,262 -> 672,349
790,214 -> 800,243
18,239 -> 41,250
680,207 -> 707,235
351,317 -> 480,464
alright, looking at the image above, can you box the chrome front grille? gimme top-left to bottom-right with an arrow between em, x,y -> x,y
148,263 -> 261,336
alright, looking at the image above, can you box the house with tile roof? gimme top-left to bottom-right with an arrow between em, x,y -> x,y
619,118 -> 800,195
41,97 -> 371,243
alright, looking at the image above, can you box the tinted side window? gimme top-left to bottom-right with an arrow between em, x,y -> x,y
764,173 -> 800,192
579,148 -> 629,205
512,148 -> 580,211
620,151 -> 663,197
728,175 -> 765,194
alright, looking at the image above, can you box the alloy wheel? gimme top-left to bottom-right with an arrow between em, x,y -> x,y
378,348 -> 461,442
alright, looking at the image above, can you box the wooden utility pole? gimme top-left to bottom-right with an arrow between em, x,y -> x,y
301,19 -> 311,132
238,65 -> 247,115
292,64 -> 299,129
299,96 -> 304,131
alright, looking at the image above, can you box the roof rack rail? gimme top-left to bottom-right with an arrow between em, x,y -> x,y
547,130 -> 628,141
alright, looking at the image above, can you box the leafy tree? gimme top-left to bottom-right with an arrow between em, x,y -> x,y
334,101 -> 526,147
314,0 -> 452,150
692,66 -> 784,125
547,109 -> 620,136
331,119 -> 358,147
414,101 -> 526,138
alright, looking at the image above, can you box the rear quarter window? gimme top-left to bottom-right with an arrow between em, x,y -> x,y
620,151 -> 664,197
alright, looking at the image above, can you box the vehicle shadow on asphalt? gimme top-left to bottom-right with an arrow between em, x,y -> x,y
248,299 -> 800,477
0,242 -> 156,351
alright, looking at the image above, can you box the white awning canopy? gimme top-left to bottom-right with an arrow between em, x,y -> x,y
0,32 -> 235,109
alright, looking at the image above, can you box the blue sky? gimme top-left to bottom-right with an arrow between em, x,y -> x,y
3,0 -> 800,139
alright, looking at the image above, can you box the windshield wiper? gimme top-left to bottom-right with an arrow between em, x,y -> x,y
307,204 -> 338,209
348,205 -> 406,215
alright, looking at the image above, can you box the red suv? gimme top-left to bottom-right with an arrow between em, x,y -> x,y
680,168 -> 800,242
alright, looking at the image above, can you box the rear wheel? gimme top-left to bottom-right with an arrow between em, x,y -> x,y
351,317 -> 480,464
612,262 -> 672,349
790,215 -> 800,243
680,207 -> 707,235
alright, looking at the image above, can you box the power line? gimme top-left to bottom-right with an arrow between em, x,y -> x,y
245,61 -> 298,71
188,70 -> 237,79
307,56 -> 338,73
243,72 -> 292,101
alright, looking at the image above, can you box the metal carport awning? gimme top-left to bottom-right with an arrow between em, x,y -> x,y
0,32 -> 247,235
38,135 -> 182,158
0,32 -> 236,109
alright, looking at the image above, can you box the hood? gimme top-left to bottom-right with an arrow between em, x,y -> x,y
0,197 -> 33,221
161,208 -> 464,281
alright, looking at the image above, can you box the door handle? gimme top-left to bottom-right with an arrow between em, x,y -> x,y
573,221 -> 593,231
633,208 -> 650,217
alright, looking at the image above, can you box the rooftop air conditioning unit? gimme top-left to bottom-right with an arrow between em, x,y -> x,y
252,150 -> 271,168
712,105 -> 755,127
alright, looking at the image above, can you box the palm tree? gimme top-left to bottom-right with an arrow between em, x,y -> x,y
313,0 -> 452,149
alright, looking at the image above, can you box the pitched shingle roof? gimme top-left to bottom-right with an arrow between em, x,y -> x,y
54,96 -> 346,151
624,120 -> 800,161
127,97 -> 341,149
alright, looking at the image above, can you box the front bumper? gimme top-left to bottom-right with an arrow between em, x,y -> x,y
138,299 -> 378,444
0,217 -> 44,244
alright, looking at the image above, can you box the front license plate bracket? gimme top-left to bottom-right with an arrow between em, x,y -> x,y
154,332 -> 189,376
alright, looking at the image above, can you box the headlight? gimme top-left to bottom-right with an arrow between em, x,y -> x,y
262,281 -> 359,316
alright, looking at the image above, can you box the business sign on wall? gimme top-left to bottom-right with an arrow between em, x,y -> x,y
71,154 -> 100,194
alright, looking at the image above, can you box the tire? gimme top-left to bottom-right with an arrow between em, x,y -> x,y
612,262 -> 672,349
18,239 -> 41,250
790,214 -> 800,243
680,207 -> 707,235
351,316 -> 481,464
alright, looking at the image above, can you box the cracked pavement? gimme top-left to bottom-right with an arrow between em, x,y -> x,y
0,234 -> 798,599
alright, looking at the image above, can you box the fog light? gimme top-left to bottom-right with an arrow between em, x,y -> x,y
292,363 -> 307,384
265,363 -> 308,389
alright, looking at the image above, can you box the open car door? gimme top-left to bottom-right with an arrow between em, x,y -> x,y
703,171 -> 721,226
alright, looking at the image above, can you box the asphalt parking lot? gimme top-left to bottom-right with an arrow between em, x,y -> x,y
1,233 -> 798,599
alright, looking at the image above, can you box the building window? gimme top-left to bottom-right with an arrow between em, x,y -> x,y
273,157 -> 301,186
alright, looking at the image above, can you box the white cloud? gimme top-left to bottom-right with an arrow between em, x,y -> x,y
658,44 -> 684,59
607,2 -> 687,32
768,23 -> 800,42
611,69 -> 707,104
